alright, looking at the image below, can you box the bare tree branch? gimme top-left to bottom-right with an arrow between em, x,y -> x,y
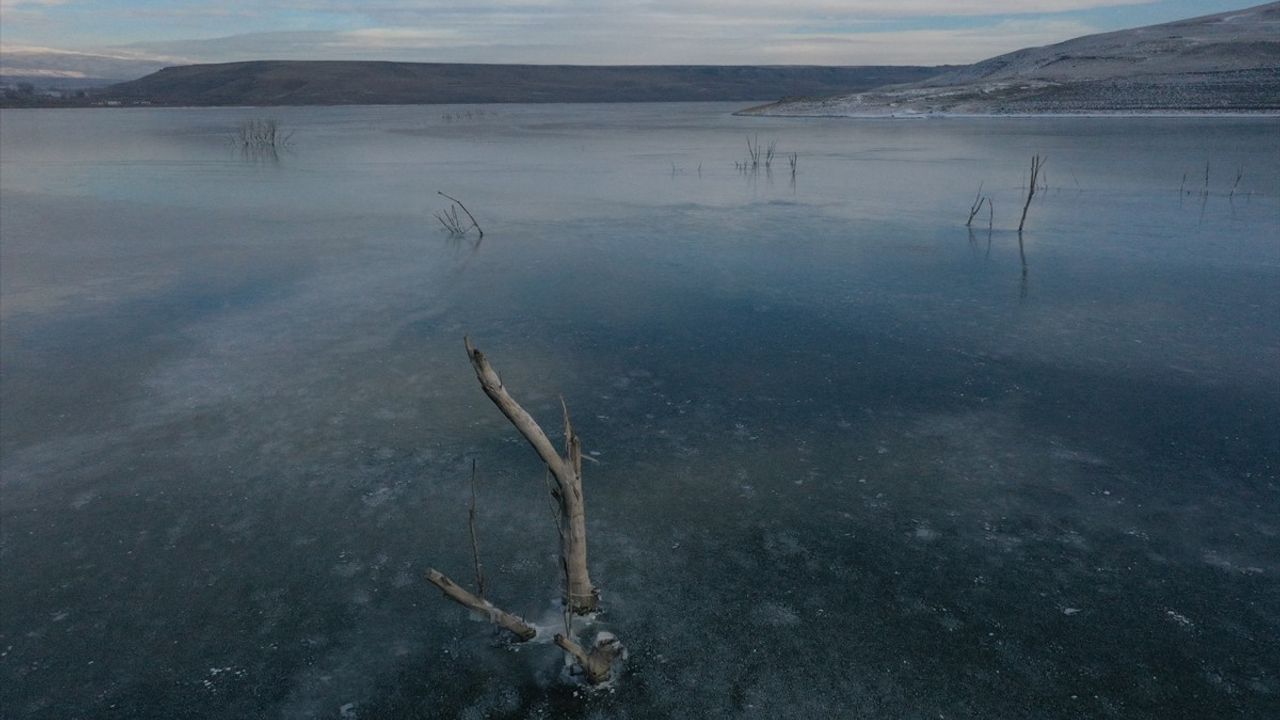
426,569 -> 536,641
438,191 -> 483,237
1018,154 -> 1045,234
555,633 -> 623,685
463,337 -> 598,614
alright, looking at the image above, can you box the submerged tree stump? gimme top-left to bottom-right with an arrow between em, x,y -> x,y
555,632 -> 623,685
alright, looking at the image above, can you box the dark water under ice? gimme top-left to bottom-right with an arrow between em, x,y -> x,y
1,104 -> 1278,719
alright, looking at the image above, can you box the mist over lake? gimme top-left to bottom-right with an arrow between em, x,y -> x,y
1,103 -> 1278,719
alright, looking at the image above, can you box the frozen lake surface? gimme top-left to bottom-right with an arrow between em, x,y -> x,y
1,104 -> 1278,719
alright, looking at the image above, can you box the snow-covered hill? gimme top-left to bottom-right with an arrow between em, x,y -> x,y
746,2 -> 1280,116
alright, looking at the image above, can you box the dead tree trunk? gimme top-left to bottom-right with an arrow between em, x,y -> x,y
426,569 -> 537,641
464,337 -> 599,614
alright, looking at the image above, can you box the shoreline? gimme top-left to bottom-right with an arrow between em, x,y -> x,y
2,102 -> 1276,118
737,107 -> 1280,119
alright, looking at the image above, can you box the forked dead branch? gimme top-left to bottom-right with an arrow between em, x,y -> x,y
426,338 -> 621,685
1018,154 -> 1045,234
464,336 -> 598,614
966,182 -> 989,228
741,135 -> 779,174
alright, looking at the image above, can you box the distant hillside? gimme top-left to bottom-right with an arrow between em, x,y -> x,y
96,61 -> 944,106
748,2 -> 1280,116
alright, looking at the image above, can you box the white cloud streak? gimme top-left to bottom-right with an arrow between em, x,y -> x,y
262,0 -> 1153,19
0,0 -> 1168,67
106,16 -> 1103,66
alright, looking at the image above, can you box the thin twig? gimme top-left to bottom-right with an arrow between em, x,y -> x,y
467,458 -> 485,598
436,204 -> 473,236
1018,154 -> 1044,234
966,182 -> 986,227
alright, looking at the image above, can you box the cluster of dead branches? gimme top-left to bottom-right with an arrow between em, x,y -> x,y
442,109 -> 492,122
1183,162 -> 1248,201
966,182 -> 992,230
737,135 -> 779,174
961,154 -> 1046,235
236,118 -> 290,149
434,191 -> 484,238
426,338 -> 622,686
962,157 -> 1045,301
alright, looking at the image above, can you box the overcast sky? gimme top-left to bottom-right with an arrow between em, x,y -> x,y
0,0 -> 1264,66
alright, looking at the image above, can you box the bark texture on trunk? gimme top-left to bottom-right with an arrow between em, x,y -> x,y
464,337 -> 598,614
426,569 -> 537,641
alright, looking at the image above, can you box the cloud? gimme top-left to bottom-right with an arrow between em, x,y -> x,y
260,0 -> 1154,19
0,0 -> 1197,69
639,0 -> 1153,16
336,28 -> 467,47
104,15 -> 1102,66
1,67 -> 87,78
0,44 -> 181,80
0,0 -> 69,7
0,0 -> 1160,32
755,20 -> 1102,64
